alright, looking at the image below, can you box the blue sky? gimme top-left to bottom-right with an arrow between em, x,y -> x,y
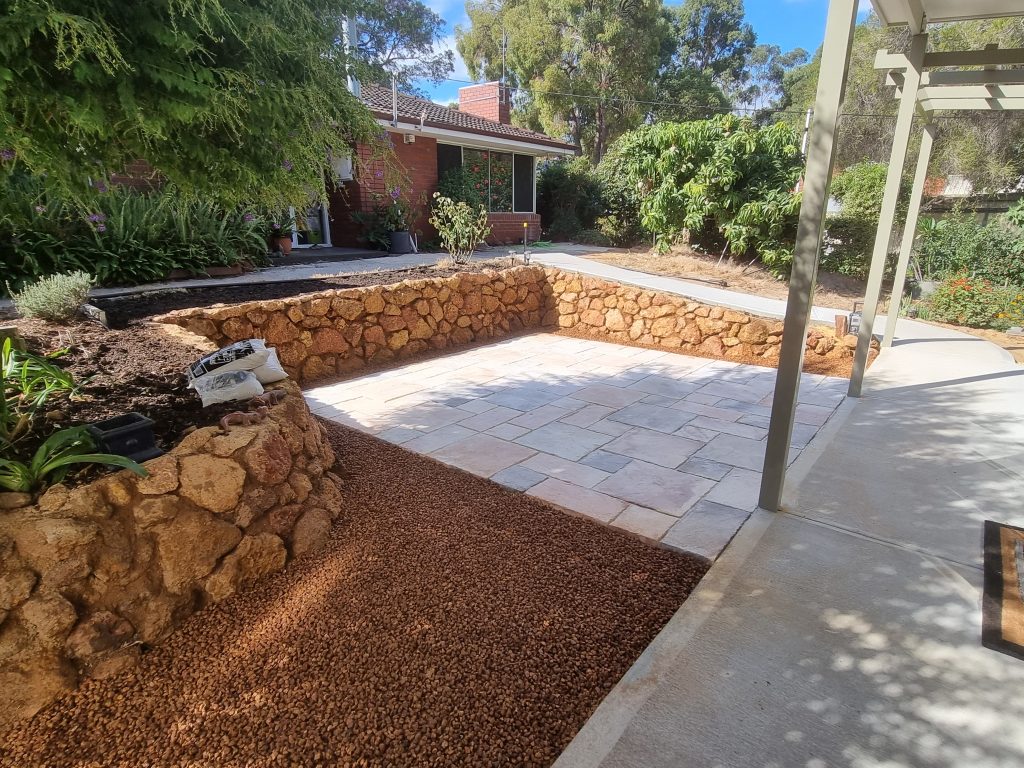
415,0 -> 873,104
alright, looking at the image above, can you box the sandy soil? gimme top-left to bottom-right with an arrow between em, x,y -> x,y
0,421 -> 708,768
586,246 -> 871,312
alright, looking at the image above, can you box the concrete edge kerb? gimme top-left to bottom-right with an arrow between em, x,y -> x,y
551,508 -> 777,768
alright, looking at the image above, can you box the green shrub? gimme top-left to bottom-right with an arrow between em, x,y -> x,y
594,148 -> 645,247
614,115 -> 803,275
10,271 -> 93,322
537,158 -> 604,241
575,229 -> 612,246
915,210 -> 1024,286
923,273 -> 1014,330
830,162 -> 891,220
437,167 -> 485,209
821,216 -> 877,279
429,194 -> 491,264
1,176 -> 270,289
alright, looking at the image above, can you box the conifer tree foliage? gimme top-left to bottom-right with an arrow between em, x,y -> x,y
0,0 -> 380,209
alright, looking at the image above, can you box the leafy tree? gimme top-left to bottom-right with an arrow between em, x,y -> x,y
652,65 -> 732,122
669,0 -> 755,89
615,115 -> 803,274
456,0 -> 671,162
740,44 -> 808,114
351,0 -> 454,94
0,0 -> 380,210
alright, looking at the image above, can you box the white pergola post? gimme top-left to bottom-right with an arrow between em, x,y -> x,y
848,33 -> 928,397
883,122 -> 936,348
757,0 -> 860,512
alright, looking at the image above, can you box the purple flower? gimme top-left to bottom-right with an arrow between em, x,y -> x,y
374,170 -> 384,179
93,181 -> 108,193
271,222 -> 280,229
282,160 -> 293,171
96,224 -> 106,233
390,187 -> 401,200
0,149 -> 14,162
34,205 -> 46,213
243,213 -> 255,222
87,213 -> 106,223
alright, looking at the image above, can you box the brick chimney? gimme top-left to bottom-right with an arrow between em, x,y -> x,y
458,82 -> 511,124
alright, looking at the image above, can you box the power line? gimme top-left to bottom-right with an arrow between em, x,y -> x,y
429,75 -> 1024,121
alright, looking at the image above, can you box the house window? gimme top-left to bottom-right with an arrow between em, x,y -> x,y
436,143 -> 535,213
513,154 -> 534,214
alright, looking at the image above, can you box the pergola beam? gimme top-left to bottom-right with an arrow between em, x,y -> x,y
925,47 -> 1024,68
919,97 -> 1024,110
758,0 -> 861,512
924,69 -> 1024,87
849,33 -> 929,399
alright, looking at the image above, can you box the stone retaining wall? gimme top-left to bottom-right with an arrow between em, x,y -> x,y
0,379 -> 343,735
542,269 -> 873,363
157,267 -> 548,384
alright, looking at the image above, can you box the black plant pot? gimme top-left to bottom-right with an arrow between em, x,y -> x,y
87,412 -> 163,463
389,230 -> 415,255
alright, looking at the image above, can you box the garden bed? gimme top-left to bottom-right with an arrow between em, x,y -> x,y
0,420 -> 707,767
90,263 -> 505,327
8,319 -> 237,465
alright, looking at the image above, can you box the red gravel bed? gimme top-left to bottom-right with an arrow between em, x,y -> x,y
1,421 -> 708,768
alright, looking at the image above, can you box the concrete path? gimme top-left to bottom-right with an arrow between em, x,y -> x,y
531,250 -> 842,324
305,334 -> 847,560
555,320 -> 1024,768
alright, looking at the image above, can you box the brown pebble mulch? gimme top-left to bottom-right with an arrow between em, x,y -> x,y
1,420 -> 708,768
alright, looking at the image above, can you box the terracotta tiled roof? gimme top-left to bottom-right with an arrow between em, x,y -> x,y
360,84 -> 577,152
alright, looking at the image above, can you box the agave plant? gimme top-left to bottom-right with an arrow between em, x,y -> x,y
0,426 -> 146,493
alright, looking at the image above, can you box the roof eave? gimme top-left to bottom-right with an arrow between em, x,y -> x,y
368,111 -> 578,155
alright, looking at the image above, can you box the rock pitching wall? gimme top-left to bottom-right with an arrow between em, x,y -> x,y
543,270 -> 874,363
157,267 -> 548,384
0,380 -> 343,735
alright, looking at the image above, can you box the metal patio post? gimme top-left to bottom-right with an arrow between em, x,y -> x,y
848,33 -> 929,397
758,0 -> 861,512
883,122 -> 936,348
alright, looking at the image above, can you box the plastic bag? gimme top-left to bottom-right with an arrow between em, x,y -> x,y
186,339 -> 270,381
190,370 -> 264,407
251,347 -> 289,384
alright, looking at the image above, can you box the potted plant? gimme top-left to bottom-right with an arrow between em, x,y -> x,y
380,190 -> 417,254
269,215 -> 296,255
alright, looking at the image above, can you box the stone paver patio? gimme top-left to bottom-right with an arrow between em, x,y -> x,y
306,333 -> 847,559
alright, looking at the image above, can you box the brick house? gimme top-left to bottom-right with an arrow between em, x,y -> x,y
302,82 -> 578,249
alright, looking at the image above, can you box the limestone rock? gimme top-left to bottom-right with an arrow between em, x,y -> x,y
178,455 -> 245,514
291,508 -> 332,558
133,496 -> 180,529
208,428 -> 259,458
153,508 -> 242,594
65,611 -> 134,661
0,493 -> 32,510
137,454 -> 179,495
737,319 -> 770,345
244,432 -> 293,485
19,594 -> 78,651
5,516 -> 98,589
0,569 -> 36,612
204,533 -> 287,602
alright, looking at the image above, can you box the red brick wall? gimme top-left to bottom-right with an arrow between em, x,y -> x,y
458,83 -> 511,125
329,132 -> 439,248
488,213 -> 540,245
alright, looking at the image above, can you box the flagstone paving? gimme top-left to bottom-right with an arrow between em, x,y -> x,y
306,333 -> 847,560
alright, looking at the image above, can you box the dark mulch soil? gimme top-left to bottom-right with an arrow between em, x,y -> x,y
10,319 -> 236,460
93,264 -> 495,327
0,420 -> 709,768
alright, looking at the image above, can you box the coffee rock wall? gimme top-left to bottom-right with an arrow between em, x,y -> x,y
0,379 -> 343,735
542,270 -> 875,363
157,267 -> 549,384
